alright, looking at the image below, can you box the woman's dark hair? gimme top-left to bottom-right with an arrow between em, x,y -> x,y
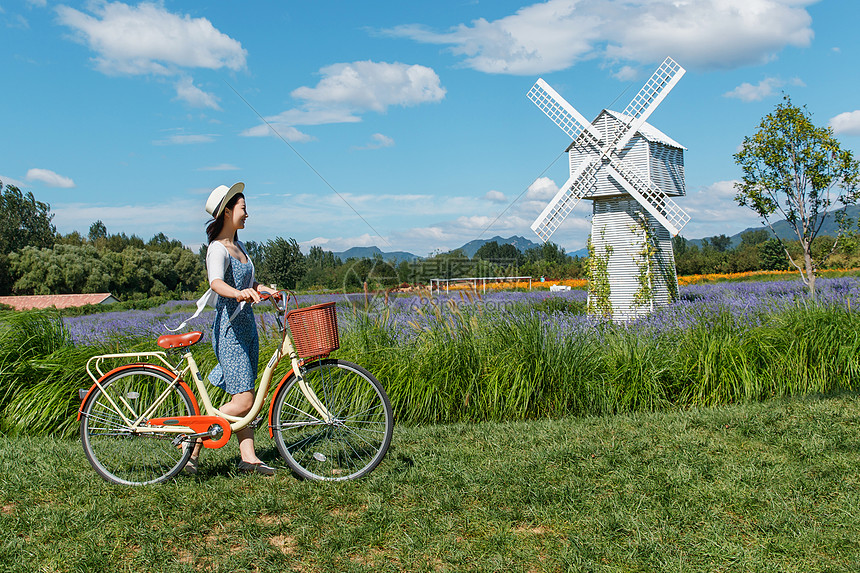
206,193 -> 244,244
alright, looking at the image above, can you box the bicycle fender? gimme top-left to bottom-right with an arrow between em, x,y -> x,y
146,415 -> 232,449
267,366 -> 297,438
77,363 -> 201,420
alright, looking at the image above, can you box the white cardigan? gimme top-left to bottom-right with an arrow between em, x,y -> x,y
166,241 -> 255,332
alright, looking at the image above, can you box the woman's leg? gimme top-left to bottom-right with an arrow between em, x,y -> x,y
219,390 -> 262,464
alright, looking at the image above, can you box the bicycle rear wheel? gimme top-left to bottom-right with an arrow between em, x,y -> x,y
80,366 -> 195,485
271,359 -> 393,481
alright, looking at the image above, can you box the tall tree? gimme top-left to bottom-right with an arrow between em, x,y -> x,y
306,245 -> 340,269
261,237 -> 306,289
0,182 -> 56,294
706,234 -> 732,253
88,220 -> 107,243
734,96 -> 860,296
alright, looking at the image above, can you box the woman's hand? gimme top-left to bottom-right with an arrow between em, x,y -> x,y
256,284 -> 279,297
235,287 -> 262,304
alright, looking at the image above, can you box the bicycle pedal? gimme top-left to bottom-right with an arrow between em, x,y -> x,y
250,416 -> 264,429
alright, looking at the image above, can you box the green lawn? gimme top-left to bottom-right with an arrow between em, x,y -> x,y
2,394 -> 858,572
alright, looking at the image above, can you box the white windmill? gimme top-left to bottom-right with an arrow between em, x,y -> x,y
528,57 -> 689,320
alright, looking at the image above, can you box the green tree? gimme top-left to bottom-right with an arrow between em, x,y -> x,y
739,229 -> 770,247
10,245 -> 108,295
475,241 -> 524,267
147,232 -> 184,253
88,220 -> 107,243
734,96 -> 860,296
672,236 -> 689,258
706,234 -> 732,252
759,239 -> 789,270
9,243 -> 204,298
243,240 -> 264,267
261,237 -> 306,289
103,232 -> 145,253
56,231 -> 86,246
305,245 -> 341,270
297,245 -> 343,290
0,182 -> 56,294
169,247 -> 207,294
475,241 -> 501,261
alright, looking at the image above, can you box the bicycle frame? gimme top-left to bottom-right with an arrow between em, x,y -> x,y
80,294 -> 333,444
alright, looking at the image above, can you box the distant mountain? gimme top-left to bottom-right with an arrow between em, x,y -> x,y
331,206 -> 857,264
685,204 -> 860,249
333,245 -> 420,264
457,235 -> 542,258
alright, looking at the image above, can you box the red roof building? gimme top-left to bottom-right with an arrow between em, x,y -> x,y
0,293 -> 119,310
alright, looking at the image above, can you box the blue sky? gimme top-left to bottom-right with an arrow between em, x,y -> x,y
2,0 -> 859,257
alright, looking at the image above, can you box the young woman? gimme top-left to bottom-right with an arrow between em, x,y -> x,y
185,182 -> 278,475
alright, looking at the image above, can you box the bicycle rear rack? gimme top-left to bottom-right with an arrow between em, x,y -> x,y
85,351 -> 176,385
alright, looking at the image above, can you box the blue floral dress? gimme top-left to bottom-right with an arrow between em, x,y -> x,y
208,255 -> 259,394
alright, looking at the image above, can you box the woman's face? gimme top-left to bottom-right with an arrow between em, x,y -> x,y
225,197 -> 248,230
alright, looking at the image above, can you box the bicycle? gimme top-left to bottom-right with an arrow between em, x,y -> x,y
77,292 -> 394,486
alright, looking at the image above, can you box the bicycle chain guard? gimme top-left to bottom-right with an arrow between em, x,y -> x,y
147,415 -> 233,449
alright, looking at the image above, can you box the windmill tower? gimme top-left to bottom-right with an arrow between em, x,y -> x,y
528,57 -> 690,320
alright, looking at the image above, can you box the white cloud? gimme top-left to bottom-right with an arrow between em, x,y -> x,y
483,190 -> 506,203
175,76 -> 220,109
239,123 -> 315,142
51,196 -> 202,239
244,61 -> 445,138
152,133 -> 217,145
354,133 -> 395,150
387,0 -> 816,74
292,61 -> 446,112
56,2 -> 245,106
724,76 -> 805,102
3,11 -> 29,29
830,110 -> 860,136
679,179 -> 762,238
25,168 -> 75,188
0,175 -> 28,189
524,176 -> 558,202
196,163 -> 240,171
252,108 -> 362,127
386,2 -> 598,75
724,77 -> 784,102
612,65 -> 639,81
56,2 -> 247,75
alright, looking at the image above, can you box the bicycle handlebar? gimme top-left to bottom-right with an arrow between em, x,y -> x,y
257,289 -> 293,314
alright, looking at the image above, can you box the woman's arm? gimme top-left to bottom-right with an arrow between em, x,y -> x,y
253,281 -> 277,296
207,241 -> 262,303
210,278 -> 262,304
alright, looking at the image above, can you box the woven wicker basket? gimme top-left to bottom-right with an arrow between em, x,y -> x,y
286,302 -> 339,358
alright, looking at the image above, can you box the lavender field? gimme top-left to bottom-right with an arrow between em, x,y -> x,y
2,278 -> 860,436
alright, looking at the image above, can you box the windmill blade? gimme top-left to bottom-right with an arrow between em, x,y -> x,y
530,157 -> 601,242
604,160 -> 690,236
611,57 -> 685,151
528,79 -> 603,146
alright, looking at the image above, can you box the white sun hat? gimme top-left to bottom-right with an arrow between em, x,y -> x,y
205,182 -> 245,218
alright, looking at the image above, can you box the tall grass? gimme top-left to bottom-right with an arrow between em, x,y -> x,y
338,298 -> 860,425
0,311 -> 80,435
2,293 -> 860,437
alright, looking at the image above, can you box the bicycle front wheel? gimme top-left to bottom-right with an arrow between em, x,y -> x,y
271,359 -> 393,481
80,366 -> 196,485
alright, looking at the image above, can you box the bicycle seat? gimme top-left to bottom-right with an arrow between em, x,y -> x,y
157,331 -> 203,350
